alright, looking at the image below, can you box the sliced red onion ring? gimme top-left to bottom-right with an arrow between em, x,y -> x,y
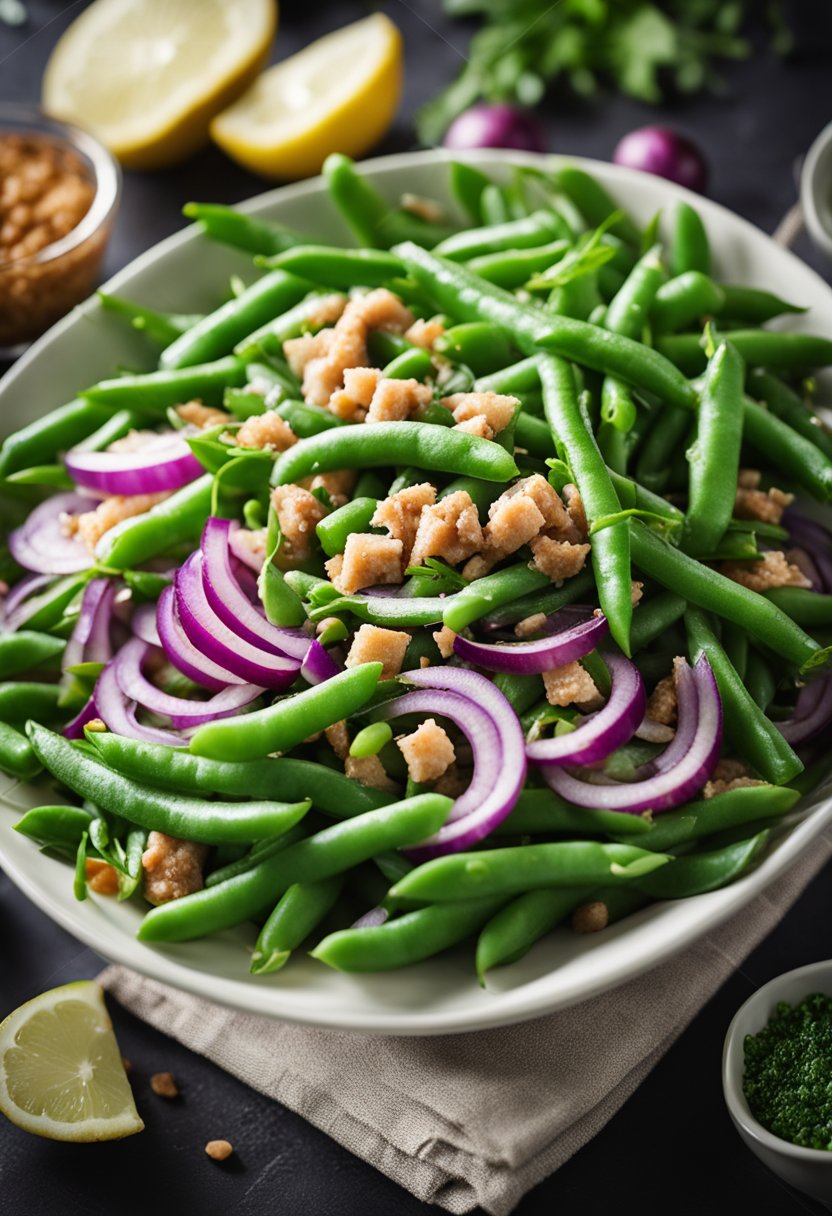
453,609 -> 608,674
544,656 -> 722,814
62,578 -> 115,673
131,601 -> 162,647
300,639 -> 342,685
785,511 -> 832,591
526,654 -> 646,767
156,584 -> 247,691
8,493 -> 93,575
376,665 -> 526,858
777,678 -> 832,745
786,547 -> 823,592
63,696 -> 100,740
65,431 -> 202,496
112,637 -> 264,729
200,517 -> 309,661
2,572 -> 52,618
175,553 -> 300,690
93,658 -> 187,747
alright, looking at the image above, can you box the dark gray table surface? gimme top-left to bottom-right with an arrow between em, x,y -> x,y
2,3 -> 832,1213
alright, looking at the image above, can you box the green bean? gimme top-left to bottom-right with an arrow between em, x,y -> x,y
14,804 -> 94,854
235,292 -> 347,360
539,354 -> 633,653
683,340 -> 745,555
389,842 -> 671,904
315,497 -> 380,557
685,608 -> 803,784
719,286 -> 806,325
466,240 -> 570,289
160,271 -> 313,370
0,681 -> 63,727
475,354 -> 542,396
651,272 -> 726,333
349,721 -> 393,759
476,566 -> 596,630
764,587 -> 832,628
383,347 -> 434,381
634,830 -> 770,898
183,201 -> 304,256
670,201 -> 710,276
0,398 -> 112,478
353,471 -> 388,501
658,330 -> 832,377
251,876 -> 344,974
4,464 -> 75,489
311,896 -> 504,972
205,827 -> 306,888
744,649 -> 777,712
323,152 -> 389,247
97,292 -> 202,346
434,211 -> 566,262
551,166 -> 641,247
514,411 -> 555,458
261,246 -> 405,289
721,621 -> 749,681
493,788 -> 652,837
439,562 -> 547,632
81,356 -> 246,412
480,184 -> 512,225
272,398 -> 344,438
634,404 -> 693,493
628,521 -> 827,673
271,421 -> 518,487
0,632 -> 65,679
307,590 -> 446,627
627,592 -> 687,654
95,473 -> 212,567
27,723 -> 313,844
449,161 -> 491,225
613,785 -> 799,853
438,474 -> 502,520
137,793 -> 452,943
10,573 -> 92,635
475,887 -> 591,979
189,662 -> 383,762
748,370 -> 832,462
740,394 -> 832,501
0,720 -> 41,779
434,322 -> 514,376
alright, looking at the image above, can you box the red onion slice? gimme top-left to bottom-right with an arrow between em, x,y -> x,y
93,658 -> 187,747
63,696 -> 100,740
544,656 -> 722,814
131,602 -> 162,647
156,584 -> 247,691
526,654 -> 646,767
376,665 -> 527,858
777,678 -> 832,745
300,639 -> 342,685
453,609 -> 608,674
65,432 -> 203,496
175,554 -> 300,689
112,637 -> 264,728
200,517 -> 309,661
2,573 -> 54,631
62,578 -> 115,673
8,493 -> 93,575
634,717 -> 675,744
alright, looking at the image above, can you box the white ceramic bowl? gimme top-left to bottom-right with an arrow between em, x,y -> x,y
1,149 -> 832,1034
801,119 -> 832,266
723,960 -> 832,1205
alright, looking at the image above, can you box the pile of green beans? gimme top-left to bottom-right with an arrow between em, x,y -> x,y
2,153 -> 832,986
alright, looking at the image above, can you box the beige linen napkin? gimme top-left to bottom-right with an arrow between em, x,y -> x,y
99,828 -> 832,1216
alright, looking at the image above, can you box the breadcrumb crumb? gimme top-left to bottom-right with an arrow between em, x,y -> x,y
397,719 -> 456,785
542,661 -> 600,708
346,624 -> 410,679
326,534 -> 404,594
150,1072 -> 178,1098
721,550 -> 811,592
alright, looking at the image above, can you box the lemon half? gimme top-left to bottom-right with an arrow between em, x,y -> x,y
211,13 -> 403,180
0,981 -> 143,1141
42,0 -> 277,170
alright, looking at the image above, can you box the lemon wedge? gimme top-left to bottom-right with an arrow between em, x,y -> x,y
211,13 -> 403,180
42,0 -> 277,170
0,982 -> 143,1141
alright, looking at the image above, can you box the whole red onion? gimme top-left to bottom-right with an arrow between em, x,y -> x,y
613,126 -> 708,193
442,104 -> 547,154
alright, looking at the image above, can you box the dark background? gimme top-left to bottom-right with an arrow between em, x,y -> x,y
3,2 -> 832,1213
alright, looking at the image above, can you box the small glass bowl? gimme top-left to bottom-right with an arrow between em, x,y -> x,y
801,118 -> 832,268
723,959 -> 832,1206
0,104 -> 121,359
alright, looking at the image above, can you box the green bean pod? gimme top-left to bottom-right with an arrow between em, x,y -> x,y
475,887 -> 591,980
658,330 -> 832,377
613,785 -> 799,853
80,356 -> 246,412
95,473 -> 213,568
183,201 -> 304,256
669,202 -> 710,276
251,876 -> 344,974
261,246 -> 405,289
633,830 -> 770,898
0,632 -> 65,679
651,272 -> 725,334
137,793 -> 452,943
683,340 -> 745,555
0,398 -> 112,478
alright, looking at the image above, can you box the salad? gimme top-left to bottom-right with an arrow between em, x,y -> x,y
1,153 -> 831,984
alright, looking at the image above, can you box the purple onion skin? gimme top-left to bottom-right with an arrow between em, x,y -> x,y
442,104 -> 547,154
613,126 -> 708,194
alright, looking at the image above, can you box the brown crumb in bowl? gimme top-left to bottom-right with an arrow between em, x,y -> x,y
0,131 -> 107,347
